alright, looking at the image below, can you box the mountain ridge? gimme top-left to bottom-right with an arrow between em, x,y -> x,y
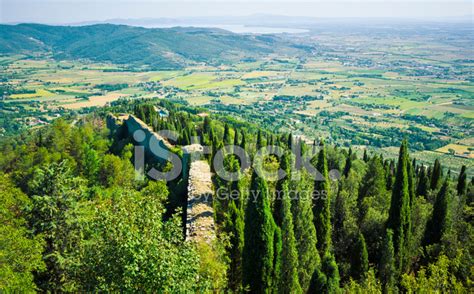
0,23 -> 297,69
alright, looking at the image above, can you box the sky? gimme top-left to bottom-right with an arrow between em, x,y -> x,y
1,0 -> 472,24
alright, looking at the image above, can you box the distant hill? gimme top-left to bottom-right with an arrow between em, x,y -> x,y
0,23 -> 298,69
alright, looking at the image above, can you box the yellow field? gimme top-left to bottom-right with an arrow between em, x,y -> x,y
10,89 -> 55,99
436,144 -> 473,158
62,92 -> 129,109
242,71 -> 285,79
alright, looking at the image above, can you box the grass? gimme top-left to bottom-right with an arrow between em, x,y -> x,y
10,89 -> 55,99
62,92 -> 129,109
436,144 -> 473,158
164,73 -> 244,90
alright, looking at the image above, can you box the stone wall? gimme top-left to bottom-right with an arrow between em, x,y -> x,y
107,113 -> 216,243
185,159 -> 216,243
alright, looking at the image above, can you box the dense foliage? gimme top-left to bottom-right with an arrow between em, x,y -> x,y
0,24 -> 289,69
0,100 -> 472,292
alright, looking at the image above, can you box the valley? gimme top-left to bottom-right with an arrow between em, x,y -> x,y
1,23 -> 472,174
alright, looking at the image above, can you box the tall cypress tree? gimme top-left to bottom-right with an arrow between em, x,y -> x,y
313,140 -> 332,253
256,130 -> 263,150
343,148 -> 352,177
240,130 -> 246,150
416,165 -> 429,198
233,128 -> 240,147
243,171 -> 278,292
351,232 -> 369,281
292,173 -> 320,291
379,229 -> 396,293
457,165 -> 467,196
203,116 -> 211,134
225,200 -> 245,291
387,140 -> 412,274
309,252 -> 340,293
277,156 -> 302,293
430,159 -> 442,191
423,179 -> 451,246
223,123 -> 231,145
274,153 -> 291,227
287,133 -> 293,149
363,149 -> 369,162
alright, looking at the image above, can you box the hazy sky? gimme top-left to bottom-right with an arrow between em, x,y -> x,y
1,0 -> 472,24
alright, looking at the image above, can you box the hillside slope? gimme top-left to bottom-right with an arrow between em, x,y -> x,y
0,23 -> 296,69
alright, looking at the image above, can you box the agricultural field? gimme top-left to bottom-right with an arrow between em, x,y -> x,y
1,24 -> 473,173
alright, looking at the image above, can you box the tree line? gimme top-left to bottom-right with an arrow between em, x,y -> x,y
0,100 -> 472,292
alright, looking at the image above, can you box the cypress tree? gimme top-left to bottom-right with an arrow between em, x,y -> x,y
273,226 -> 282,293
257,130 -> 263,150
223,123 -> 231,145
292,175 -> 320,291
287,133 -> 293,149
351,232 -> 369,281
233,129 -> 240,147
274,153 -> 291,227
343,148 -> 352,177
277,157 -> 302,293
387,140 -> 412,274
457,165 -> 467,196
430,159 -> 442,191
313,140 -> 332,253
309,252 -> 340,293
240,130 -> 246,150
226,200 -> 245,291
363,149 -> 369,162
203,116 -> 211,134
423,179 -> 451,246
416,165 -> 429,198
407,158 -> 416,205
243,171 -> 278,292
379,229 -> 396,293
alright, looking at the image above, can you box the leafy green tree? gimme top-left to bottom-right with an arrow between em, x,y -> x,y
29,161 -> 87,291
387,140 -> 412,274
401,254 -> 466,293
344,269 -> 382,294
98,154 -> 135,188
313,140 -> 332,253
243,171 -> 278,292
77,182 -> 206,292
0,174 -> 45,292
358,155 -> 387,217
81,143 -> 100,184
